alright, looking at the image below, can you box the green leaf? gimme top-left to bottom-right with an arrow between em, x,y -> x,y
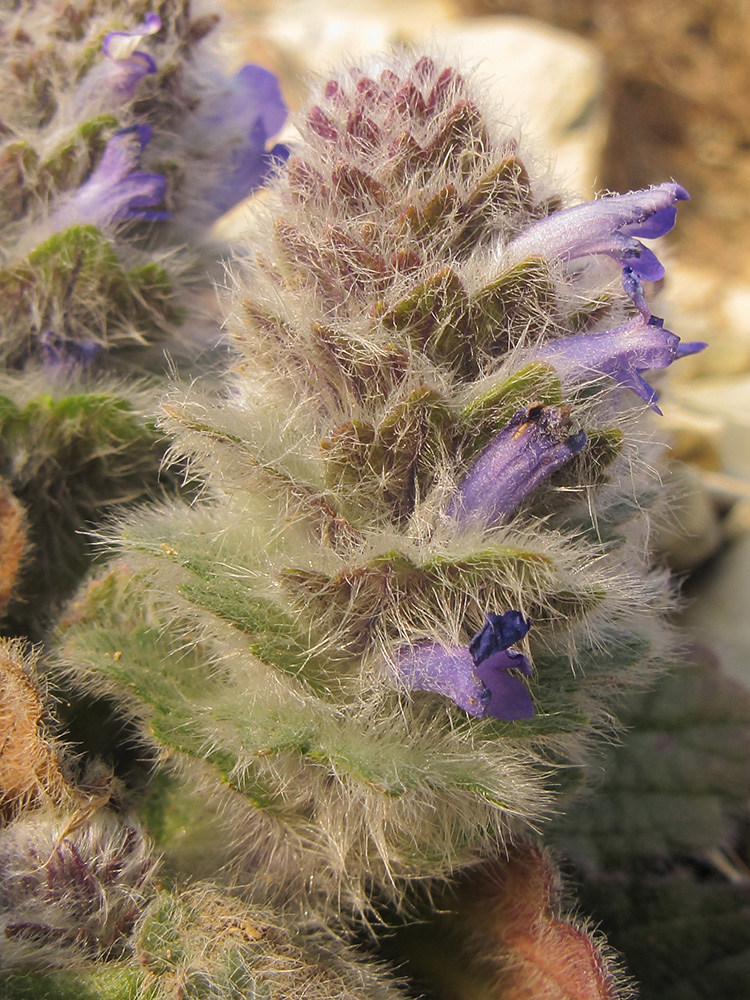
578,872 -> 750,1000
0,391 -> 163,623
0,966 -> 147,1000
552,655 -> 750,871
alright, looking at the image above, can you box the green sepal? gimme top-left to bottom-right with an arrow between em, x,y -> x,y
0,140 -> 39,226
321,387 -> 456,521
460,362 -> 563,456
584,427 -> 625,477
424,100 -> 489,175
452,155 -> 533,251
398,185 -> 461,240
0,966 -> 148,1000
332,162 -> 388,212
0,225 -> 178,364
380,267 -> 474,374
40,114 -> 118,189
469,255 -> 556,353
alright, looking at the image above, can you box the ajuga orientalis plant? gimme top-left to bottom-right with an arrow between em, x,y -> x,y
52,49 -> 704,932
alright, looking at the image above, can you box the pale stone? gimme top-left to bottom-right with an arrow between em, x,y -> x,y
425,17 -> 608,197
652,462 -> 723,573
682,531 -> 750,689
247,0 -> 457,105
670,376 -> 750,482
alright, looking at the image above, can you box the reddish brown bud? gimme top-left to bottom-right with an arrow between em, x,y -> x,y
307,106 -> 338,141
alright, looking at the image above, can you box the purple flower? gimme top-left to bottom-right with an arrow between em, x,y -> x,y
506,183 -> 689,314
39,331 -> 101,371
446,405 -> 586,526
393,611 -> 534,720
101,13 -> 162,61
72,14 -> 161,113
535,315 -> 706,414
49,125 -> 169,231
195,64 -> 289,217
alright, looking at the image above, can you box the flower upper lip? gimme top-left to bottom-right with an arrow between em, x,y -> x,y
504,183 -> 690,314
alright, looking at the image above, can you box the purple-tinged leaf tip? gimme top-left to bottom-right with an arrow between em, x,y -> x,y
506,183 -> 689,314
446,405 -> 586,526
393,610 -> 534,720
535,314 -> 707,413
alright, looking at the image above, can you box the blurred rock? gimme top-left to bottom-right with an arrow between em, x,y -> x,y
427,17 -> 607,195
670,375 -> 750,483
682,530 -> 750,689
653,462 -> 723,574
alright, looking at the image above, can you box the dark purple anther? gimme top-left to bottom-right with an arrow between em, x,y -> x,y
446,405 -> 586,526
469,610 -> 530,663
536,314 -> 706,414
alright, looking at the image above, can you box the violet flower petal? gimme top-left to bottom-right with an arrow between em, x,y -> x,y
469,610 -> 531,664
101,13 -> 162,60
473,657 -> 535,720
536,315 -> 707,413
49,126 -> 169,231
198,64 -> 289,217
393,610 -> 535,720
39,331 -> 101,370
506,183 -> 689,309
446,405 -> 586,526
393,643 -> 490,716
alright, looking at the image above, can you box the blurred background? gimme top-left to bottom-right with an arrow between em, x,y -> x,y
211,0 -> 750,687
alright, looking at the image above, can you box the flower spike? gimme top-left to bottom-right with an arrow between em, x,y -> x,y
446,405 -> 586,526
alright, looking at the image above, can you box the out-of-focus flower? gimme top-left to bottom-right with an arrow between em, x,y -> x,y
49,125 -> 168,232
194,64 -> 289,218
39,331 -> 101,371
72,14 -> 162,114
506,183 -> 689,313
446,405 -> 586,526
536,315 -> 706,413
393,611 -> 534,720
